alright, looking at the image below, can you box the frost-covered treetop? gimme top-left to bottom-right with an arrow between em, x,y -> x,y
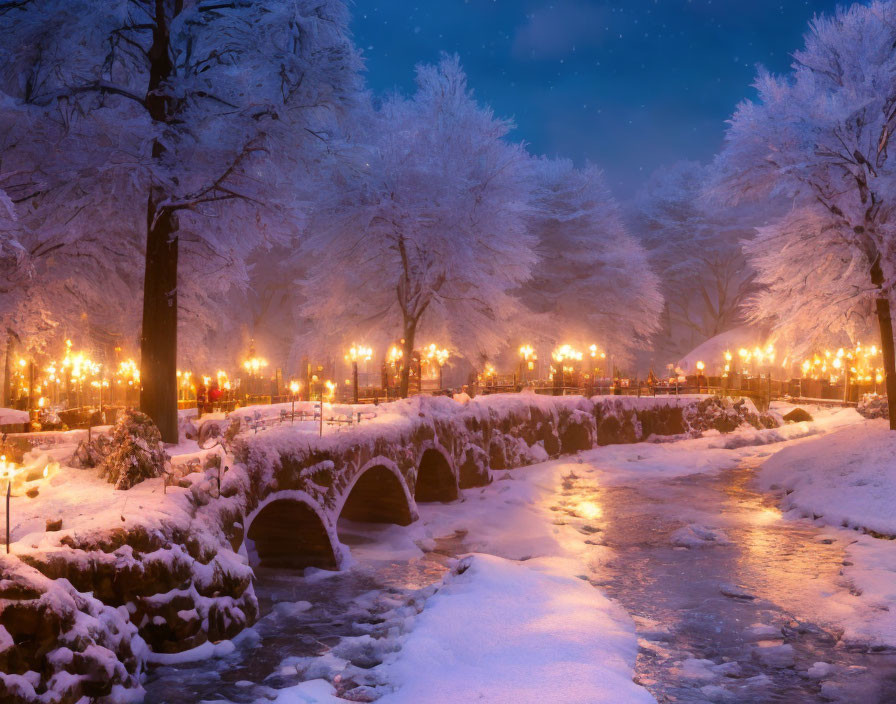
712,0 -> 896,346
297,55 -> 536,363
714,0 -> 896,287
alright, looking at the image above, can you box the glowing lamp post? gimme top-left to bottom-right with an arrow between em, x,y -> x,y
384,346 -> 403,398
243,356 -> 268,395
695,360 -> 705,393
518,345 -> 536,384
346,345 -> 373,404
552,345 -> 583,395
289,380 -> 301,423
423,344 -> 450,391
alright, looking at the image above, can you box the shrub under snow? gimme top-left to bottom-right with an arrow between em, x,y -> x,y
101,410 -> 170,490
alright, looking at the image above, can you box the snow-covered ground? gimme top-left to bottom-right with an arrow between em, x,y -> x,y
3,440 -> 226,549
758,418 -> 896,536
11,398 -> 896,703
756,414 -> 896,647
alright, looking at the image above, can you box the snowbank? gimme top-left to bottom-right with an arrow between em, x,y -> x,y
758,419 -> 896,535
377,554 -> 654,704
0,407 -> 29,425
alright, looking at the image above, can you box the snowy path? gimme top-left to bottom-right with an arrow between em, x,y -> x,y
565,458 -> 896,703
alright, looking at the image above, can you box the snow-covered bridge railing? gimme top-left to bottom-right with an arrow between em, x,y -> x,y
0,393 -> 774,704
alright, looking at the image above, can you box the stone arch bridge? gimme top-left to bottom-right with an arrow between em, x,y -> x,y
224,393 -> 765,572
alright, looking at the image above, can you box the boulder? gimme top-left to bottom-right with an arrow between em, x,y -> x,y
783,407 -> 813,423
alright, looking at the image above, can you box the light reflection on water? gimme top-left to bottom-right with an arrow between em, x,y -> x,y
558,461 -> 896,703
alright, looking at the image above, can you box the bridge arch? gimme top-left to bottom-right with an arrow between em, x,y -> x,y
560,421 -> 592,454
415,445 -> 458,503
337,458 -> 416,526
244,491 -> 341,570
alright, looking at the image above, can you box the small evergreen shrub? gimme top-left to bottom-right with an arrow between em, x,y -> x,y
101,410 -> 170,490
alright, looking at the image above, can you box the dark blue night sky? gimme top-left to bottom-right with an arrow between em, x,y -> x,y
352,0 -> 840,197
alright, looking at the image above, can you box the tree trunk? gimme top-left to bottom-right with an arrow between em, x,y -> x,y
399,324 -> 416,399
871,260 -> 896,430
139,2 -> 178,442
3,331 -> 13,408
139,200 -> 179,442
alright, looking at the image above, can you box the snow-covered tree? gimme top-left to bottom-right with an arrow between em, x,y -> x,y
0,137 -> 140,386
711,1 -> 896,428
633,161 -> 777,366
297,56 -> 536,396
0,0 -> 360,439
519,157 -> 662,366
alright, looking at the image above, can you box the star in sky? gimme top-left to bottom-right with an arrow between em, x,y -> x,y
353,0 -> 839,197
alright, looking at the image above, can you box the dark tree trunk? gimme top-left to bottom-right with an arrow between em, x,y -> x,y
871,259 -> 896,430
139,0 -> 179,442
140,201 -> 179,442
399,323 -> 416,399
3,331 -> 14,407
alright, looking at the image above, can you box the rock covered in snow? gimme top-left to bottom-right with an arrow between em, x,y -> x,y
857,394 -> 888,420
0,558 -> 147,703
670,523 -> 731,548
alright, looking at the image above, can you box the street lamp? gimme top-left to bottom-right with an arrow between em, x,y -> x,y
423,344 -> 450,390
242,355 -> 268,399
552,345 -> 583,395
518,345 -> 536,384
588,344 -> 606,392
695,360 -> 705,393
289,380 -> 300,423
346,345 -> 373,404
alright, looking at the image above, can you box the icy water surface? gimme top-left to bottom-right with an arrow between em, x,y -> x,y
557,459 -> 896,703
142,527 -> 463,703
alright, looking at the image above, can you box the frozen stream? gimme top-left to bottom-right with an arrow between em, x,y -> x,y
142,527 -> 464,703
143,444 -> 896,704
558,459 -> 896,703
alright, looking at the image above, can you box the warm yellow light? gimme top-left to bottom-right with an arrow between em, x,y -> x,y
289,381 -> 300,394
347,344 -> 373,363
387,346 -> 403,363
576,501 -> 602,520
519,344 -> 535,360
243,356 -> 268,373
17,358 -> 26,368
695,360 -> 705,371
724,350 -> 732,361
552,344 -> 583,362
832,358 -> 842,369
423,343 -> 449,366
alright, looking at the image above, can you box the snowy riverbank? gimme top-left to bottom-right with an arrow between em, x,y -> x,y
758,418 -> 896,536
756,415 -> 896,647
